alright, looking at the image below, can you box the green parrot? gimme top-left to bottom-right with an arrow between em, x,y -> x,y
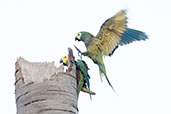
75,10 -> 148,91
60,56 -> 96,97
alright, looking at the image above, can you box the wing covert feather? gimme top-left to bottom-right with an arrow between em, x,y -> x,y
95,10 -> 127,56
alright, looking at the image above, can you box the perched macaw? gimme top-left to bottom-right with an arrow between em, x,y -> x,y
60,56 -> 96,97
75,10 -> 148,91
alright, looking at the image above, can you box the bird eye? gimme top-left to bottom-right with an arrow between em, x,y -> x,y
78,33 -> 81,36
76,33 -> 81,40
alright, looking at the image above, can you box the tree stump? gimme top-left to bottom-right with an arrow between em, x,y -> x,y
15,48 -> 78,114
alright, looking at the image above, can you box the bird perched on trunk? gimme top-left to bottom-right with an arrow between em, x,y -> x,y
60,56 -> 96,97
75,10 -> 148,91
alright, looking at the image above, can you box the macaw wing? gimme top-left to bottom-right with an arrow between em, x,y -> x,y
119,28 -> 148,46
77,72 -> 84,96
77,60 -> 90,89
94,10 -> 127,56
80,60 -> 89,72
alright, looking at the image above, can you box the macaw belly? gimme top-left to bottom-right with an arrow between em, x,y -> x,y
87,45 -> 102,64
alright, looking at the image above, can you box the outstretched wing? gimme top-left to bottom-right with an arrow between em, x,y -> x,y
94,10 -> 127,56
119,28 -> 148,46
108,28 -> 148,55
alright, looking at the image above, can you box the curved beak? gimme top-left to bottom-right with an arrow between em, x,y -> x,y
59,59 -> 67,66
75,37 -> 80,41
59,59 -> 63,63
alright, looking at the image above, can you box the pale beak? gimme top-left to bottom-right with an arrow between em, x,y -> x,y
75,37 -> 80,41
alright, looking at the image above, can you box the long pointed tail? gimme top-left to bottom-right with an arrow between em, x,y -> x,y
99,70 -> 103,82
98,64 -> 116,93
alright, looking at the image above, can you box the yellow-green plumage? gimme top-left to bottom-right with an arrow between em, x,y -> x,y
75,10 -> 148,91
77,70 -> 84,95
84,45 -> 114,90
59,56 -> 95,97
76,60 -> 90,95
95,10 -> 127,56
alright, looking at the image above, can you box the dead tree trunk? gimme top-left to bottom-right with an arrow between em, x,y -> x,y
15,48 -> 78,114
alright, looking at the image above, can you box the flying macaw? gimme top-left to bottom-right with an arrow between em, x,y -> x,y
60,56 -> 96,97
75,10 -> 148,91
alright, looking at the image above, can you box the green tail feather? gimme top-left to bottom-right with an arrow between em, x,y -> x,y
98,64 -> 116,93
99,70 -> 103,82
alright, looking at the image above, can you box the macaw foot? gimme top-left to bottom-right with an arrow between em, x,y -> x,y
81,52 -> 87,56
74,45 -> 86,59
74,45 -> 82,53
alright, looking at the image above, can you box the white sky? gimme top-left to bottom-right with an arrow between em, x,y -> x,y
0,0 -> 171,113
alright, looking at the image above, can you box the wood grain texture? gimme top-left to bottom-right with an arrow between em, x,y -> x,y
15,49 -> 78,114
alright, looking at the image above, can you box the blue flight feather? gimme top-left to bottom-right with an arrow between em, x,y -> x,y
120,28 -> 148,46
109,28 -> 148,55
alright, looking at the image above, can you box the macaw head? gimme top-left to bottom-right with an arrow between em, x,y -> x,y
75,31 -> 94,42
59,56 -> 68,66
